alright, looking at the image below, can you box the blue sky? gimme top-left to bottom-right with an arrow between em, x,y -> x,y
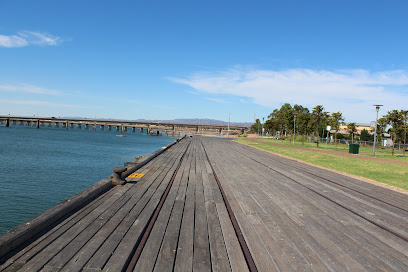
1,0 -> 407,123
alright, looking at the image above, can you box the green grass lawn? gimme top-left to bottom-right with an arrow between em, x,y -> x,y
236,138 -> 408,191
252,137 -> 408,162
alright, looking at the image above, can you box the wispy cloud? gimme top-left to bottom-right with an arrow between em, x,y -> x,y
169,67 -> 408,121
0,99 -> 97,109
0,83 -> 64,95
205,97 -> 228,103
0,31 -> 62,48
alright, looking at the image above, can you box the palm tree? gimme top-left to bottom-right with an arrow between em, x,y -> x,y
311,105 -> 325,147
330,112 -> 344,149
347,122 -> 357,143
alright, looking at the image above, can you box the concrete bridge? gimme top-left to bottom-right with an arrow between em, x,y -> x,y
0,115 -> 249,136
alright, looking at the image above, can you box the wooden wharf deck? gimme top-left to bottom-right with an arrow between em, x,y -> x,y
1,136 -> 408,271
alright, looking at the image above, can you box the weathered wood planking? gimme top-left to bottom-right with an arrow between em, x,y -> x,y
2,136 -> 407,272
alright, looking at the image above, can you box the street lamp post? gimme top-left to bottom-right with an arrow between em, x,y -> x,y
227,113 -> 231,137
293,113 -> 297,145
373,105 -> 383,156
262,117 -> 265,140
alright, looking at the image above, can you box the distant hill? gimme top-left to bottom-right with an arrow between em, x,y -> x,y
61,117 -> 252,127
137,118 -> 252,127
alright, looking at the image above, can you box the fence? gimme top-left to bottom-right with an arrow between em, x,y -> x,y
306,136 -> 408,151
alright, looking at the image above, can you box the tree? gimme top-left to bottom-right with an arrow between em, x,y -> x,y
310,105 -> 325,147
330,112 -> 344,149
401,110 -> 408,156
347,122 -> 357,143
250,119 -> 261,134
377,117 -> 388,146
360,129 -> 373,141
384,110 -> 403,156
296,112 -> 311,145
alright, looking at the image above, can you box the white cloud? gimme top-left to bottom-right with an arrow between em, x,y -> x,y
0,99 -> 91,108
169,67 -> 408,122
0,31 -> 62,48
205,97 -> 228,103
0,83 -> 63,95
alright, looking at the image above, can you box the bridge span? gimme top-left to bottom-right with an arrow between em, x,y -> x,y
0,115 -> 249,136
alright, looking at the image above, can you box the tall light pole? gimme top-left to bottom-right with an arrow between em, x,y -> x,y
227,113 -> 231,137
293,113 -> 297,145
262,117 -> 265,140
373,105 -> 383,156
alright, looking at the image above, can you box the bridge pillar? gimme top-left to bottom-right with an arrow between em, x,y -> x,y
241,128 -> 245,134
36,120 -> 40,129
196,126 -> 199,133
70,123 -> 74,129
147,126 -> 151,134
132,127 -> 135,132
172,125 -> 175,132
48,123 -> 52,127
6,118 -> 9,127
85,124 -> 89,129
219,128 -> 222,135
116,126 -> 120,131
77,124 -> 81,129
93,123 -> 97,131
101,125 -> 104,130
124,126 -> 127,132
55,122 -> 59,128
108,125 -> 112,131
140,127 -> 143,133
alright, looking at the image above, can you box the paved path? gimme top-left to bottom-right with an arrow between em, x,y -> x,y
1,136 -> 407,271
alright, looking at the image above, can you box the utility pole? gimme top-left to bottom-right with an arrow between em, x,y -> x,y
262,117 -> 265,140
227,113 -> 231,137
293,113 -> 297,145
373,105 -> 383,156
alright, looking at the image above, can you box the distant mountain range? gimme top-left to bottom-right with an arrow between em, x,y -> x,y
137,118 -> 252,127
62,117 -> 252,127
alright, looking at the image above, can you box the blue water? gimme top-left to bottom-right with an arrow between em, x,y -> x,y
0,124 -> 176,235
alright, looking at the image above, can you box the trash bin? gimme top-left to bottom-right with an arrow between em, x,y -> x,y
349,143 -> 360,154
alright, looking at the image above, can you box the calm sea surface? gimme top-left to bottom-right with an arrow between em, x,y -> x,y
0,124 -> 176,235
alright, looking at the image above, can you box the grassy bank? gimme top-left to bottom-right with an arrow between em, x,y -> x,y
236,138 -> 408,191
249,137 -> 408,162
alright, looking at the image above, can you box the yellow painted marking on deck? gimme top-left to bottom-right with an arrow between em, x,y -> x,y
128,173 -> 144,178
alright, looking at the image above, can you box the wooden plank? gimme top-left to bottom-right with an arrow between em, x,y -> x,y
16,185 -> 131,271
0,179 -> 113,261
173,145 -> 196,272
87,141 -> 188,271
153,142 -> 197,271
152,174 -> 189,271
0,185 -> 115,271
192,170 -> 211,271
199,145 -> 232,272
222,139 -> 407,271
134,142 -> 191,271
57,149 -> 180,271
206,158 -> 278,271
